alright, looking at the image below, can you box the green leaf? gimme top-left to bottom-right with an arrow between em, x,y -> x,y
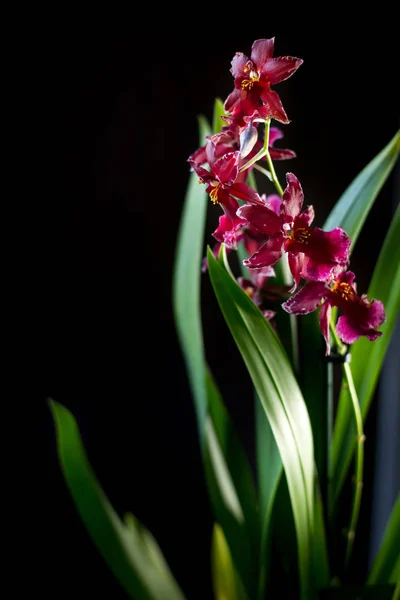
49,399 -> 185,600
173,116 -> 260,597
208,246 -> 316,599
332,204 -> 400,501
212,98 -> 226,134
367,495 -> 400,585
255,396 -> 283,599
172,116 -> 211,446
323,130 -> 400,245
211,524 -> 249,600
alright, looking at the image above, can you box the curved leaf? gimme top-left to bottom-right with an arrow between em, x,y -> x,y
323,130 -> 400,244
208,246 -> 316,599
212,98 -> 226,135
211,524 -> 249,600
368,495 -> 400,585
332,204 -> 400,501
173,113 -> 259,597
49,399 -> 185,600
172,116 -> 211,445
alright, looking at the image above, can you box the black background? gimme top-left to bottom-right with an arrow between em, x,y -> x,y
37,12 -> 399,600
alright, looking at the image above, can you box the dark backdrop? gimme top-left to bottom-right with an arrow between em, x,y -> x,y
38,13 -> 399,600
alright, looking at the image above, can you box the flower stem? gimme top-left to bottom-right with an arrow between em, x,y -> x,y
330,323 -> 364,568
263,121 -> 284,197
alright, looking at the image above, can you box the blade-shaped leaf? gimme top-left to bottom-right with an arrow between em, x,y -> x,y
367,495 -> 400,585
173,116 -> 260,597
323,130 -> 400,244
172,116 -> 211,445
208,246 -> 316,598
211,524 -> 249,600
49,399 -> 185,600
212,98 -> 226,135
332,204 -> 400,501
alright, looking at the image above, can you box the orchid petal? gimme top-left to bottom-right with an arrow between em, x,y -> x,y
269,148 -> 297,160
261,56 -> 304,85
281,173 -> 304,219
282,281 -> 327,314
319,302 -> 332,355
269,126 -> 284,145
214,152 -> 240,184
229,182 -> 262,206
224,88 -> 242,113
288,252 -> 306,291
237,204 -> 282,235
260,89 -> 289,123
230,52 -> 249,79
188,159 -> 214,182
262,193 -> 282,214
251,38 -> 275,67
243,235 -> 283,269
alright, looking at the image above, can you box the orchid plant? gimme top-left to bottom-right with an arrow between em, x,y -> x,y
50,37 -> 400,599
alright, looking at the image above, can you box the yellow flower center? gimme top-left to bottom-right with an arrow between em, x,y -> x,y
331,281 -> 355,302
241,70 -> 260,90
209,184 -> 220,204
290,227 -> 311,244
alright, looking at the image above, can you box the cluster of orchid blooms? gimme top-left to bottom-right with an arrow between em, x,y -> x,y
188,38 -> 385,354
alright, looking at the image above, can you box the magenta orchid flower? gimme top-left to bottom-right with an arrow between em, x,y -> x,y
188,140 -> 262,248
237,173 -> 351,290
282,270 -> 386,354
224,38 -> 303,123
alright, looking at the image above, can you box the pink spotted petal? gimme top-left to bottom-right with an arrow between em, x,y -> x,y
237,204 -> 282,235
314,227 -> 351,263
260,89 -> 289,123
282,281 -> 327,314
213,152 -> 240,184
288,252 -> 306,292
188,145 -> 207,166
230,52 -> 250,79
251,38 -> 275,67
230,182 -> 263,205
336,270 -> 357,288
252,266 -> 275,289
213,213 -> 246,249
224,88 -> 242,113
243,235 -> 284,270
269,147 -> 296,160
336,298 -> 385,344
269,127 -> 284,145
262,193 -> 282,214
188,159 -> 214,182
261,56 -> 304,85
281,173 -> 304,219
319,302 -> 332,355
303,228 -> 351,281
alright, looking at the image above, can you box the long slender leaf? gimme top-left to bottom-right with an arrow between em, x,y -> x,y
211,524 -> 249,600
49,399 -> 185,600
332,204 -> 400,501
208,246 -> 316,599
172,116 -> 211,446
173,111 -> 260,597
212,98 -> 226,135
323,130 -> 400,244
367,495 -> 400,585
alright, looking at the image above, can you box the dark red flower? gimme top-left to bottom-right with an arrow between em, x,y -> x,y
282,270 -> 386,354
188,140 -> 262,248
237,173 -> 351,289
224,38 -> 303,123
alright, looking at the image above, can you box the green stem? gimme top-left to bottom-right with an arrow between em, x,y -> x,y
330,324 -> 364,568
326,361 -> 334,519
238,121 -> 270,172
393,579 -> 400,600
